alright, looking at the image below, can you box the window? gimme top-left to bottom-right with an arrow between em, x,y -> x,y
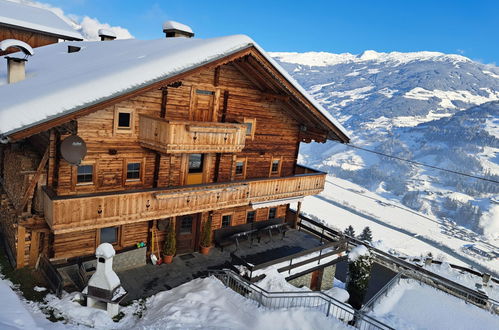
269,157 -> 282,176
221,214 -> 232,228
118,112 -> 131,128
127,162 -> 141,180
180,216 -> 193,234
188,154 -> 204,173
235,158 -> 246,178
196,89 -> 214,95
77,164 -> 93,184
243,118 -> 256,139
246,211 -> 256,223
100,227 -> 118,244
114,108 -> 134,134
269,207 -> 277,219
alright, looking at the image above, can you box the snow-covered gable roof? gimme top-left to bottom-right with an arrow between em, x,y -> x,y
0,35 -> 349,141
0,0 -> 82,40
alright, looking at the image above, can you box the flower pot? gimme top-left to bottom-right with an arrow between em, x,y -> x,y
200,246 -> 211,255
163,255 -> 173,264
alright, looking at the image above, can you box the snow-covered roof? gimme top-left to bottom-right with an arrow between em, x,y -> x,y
0,35 -> 349,140
0,39 -> 34,56
162,20 -> 193,33
98,28 -> 116,38
0,0 -> 82,40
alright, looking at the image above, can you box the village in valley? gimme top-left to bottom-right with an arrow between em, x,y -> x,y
0,0 -> 498,329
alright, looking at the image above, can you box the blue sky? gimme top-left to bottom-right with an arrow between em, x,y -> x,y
46,0 -> 497,64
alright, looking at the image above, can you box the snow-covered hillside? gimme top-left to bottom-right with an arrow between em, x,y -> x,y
272,50 -> 499,239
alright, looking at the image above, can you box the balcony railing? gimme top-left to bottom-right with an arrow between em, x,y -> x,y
43,167 -> 326,234
138,115 -> 247,154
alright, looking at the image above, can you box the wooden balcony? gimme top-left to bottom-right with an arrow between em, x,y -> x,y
43,167 -> 326,234
138,115 -> 247,154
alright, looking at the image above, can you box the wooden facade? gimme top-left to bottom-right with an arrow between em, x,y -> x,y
0,42 -> 347,267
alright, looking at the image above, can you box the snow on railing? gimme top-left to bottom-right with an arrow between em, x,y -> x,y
210,269 -> 393,330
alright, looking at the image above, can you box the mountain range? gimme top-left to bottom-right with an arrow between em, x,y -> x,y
271,50 -> 499,239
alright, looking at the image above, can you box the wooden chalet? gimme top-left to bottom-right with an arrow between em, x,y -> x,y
0,0 -> 82,56
0,20 -> 349,269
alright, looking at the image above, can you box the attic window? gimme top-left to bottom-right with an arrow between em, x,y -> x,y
118,112 -> 131,128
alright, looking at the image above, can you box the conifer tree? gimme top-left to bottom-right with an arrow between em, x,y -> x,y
359,226 -> 373,242
347,246 -> 374,309
344,225 -> 355,237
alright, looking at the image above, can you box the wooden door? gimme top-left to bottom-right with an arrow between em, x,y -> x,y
191,89 -> 215,122
186,154 -> 204,185
176,214 -> 199,254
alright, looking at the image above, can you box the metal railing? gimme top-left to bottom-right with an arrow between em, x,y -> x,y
361,273 -> 403,313
210,269 -> 393,330
294,211 -> 499,314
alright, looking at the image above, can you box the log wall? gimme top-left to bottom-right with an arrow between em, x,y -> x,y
0,26 -> 58,56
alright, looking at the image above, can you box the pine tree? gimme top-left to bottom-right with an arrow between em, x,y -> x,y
344,225 -> 355,237
347,247 -> 374,309
358,226 -> 373,242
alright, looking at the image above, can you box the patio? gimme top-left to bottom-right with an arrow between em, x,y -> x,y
118,228 -> 323,303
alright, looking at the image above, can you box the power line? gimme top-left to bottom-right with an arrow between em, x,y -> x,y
336,142 -> 499,184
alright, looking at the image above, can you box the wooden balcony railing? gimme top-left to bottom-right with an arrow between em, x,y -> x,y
138,115 -> 247,154
43,167 -> 326,234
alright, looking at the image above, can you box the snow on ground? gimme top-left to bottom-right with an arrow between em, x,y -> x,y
368,278 -> 499,329
1,272 -> 351,329
299,176 -> 499,275
0,278 -> 43,330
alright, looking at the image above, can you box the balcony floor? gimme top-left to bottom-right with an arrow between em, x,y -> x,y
118,229 -> 323,303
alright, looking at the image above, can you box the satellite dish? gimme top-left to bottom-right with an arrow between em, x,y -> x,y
60,135 -> 87,165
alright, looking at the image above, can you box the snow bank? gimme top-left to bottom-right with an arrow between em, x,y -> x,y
348,245 -> 370,261
369,278 -> 499,329
0,278 -> 42,330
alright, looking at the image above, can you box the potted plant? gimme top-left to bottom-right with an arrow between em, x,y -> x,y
200,218 -> 212,255
162,222 -> 176,264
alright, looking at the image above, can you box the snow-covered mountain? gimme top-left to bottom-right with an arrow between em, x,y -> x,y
271,50 -> 499,239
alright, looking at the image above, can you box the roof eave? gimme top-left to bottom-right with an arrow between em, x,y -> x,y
0,22 -> 83,41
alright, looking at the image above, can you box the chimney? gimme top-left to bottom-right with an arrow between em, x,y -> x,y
162,20 -> 194,38
0,39 -> 34,84
98,28 -> 117,41
5,57 -> 27,83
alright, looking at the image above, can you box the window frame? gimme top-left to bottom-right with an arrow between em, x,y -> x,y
269,157 -> 282,177
268,207 -> 277,219
126,162 -> 142,181
123,158 -> 145,185
234,157 -> 247,179
246,210 -> 256,223
188,154 -> 204,174
221,213 -> 233,228
74,162 -> 95,187
114,107 -> 134,134
97,226 -> 121,247
243,118 -> 256,140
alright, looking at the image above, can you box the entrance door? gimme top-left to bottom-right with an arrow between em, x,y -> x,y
186,153 -> 204,185
176,214 -> 199,254
191,89 -> 215,122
